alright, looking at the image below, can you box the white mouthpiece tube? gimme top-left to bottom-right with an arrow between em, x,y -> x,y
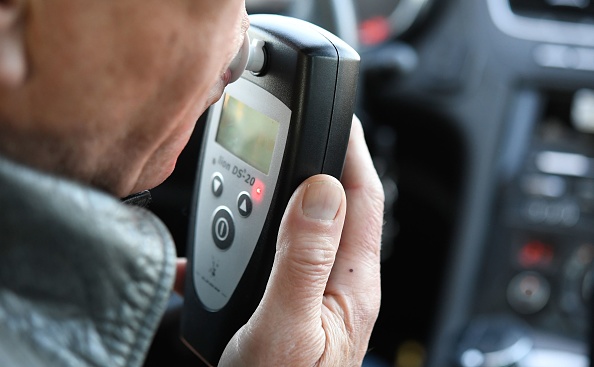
228,34 -> 266,84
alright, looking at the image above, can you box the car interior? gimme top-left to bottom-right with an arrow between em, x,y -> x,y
144,0 -> 594,366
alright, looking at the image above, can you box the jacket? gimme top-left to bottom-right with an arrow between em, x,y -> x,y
0,157 -> 176,367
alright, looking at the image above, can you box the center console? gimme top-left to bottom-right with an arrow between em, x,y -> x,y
457,88 -> 594,367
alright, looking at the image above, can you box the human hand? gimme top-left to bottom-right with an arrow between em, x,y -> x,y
218,116 -> 385,366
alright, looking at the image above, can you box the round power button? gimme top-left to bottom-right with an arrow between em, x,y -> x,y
211,207 -> 235,250
507,271 -> 550,314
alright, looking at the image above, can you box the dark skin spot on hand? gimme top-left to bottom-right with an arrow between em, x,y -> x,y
349,269 -> 354,273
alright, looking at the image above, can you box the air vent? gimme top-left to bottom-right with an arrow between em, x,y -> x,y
487,0 -> 594,47
509,0 -> 594,23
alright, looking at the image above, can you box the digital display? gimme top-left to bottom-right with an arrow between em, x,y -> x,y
216,94 -> 280,174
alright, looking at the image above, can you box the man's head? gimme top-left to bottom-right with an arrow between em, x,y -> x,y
0,0 -> 248,197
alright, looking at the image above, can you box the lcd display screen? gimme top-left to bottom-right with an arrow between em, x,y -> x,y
216,94 -> 280,174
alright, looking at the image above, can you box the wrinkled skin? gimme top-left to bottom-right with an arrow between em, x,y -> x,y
218,117 -> 384,367
0,0 -> 249,197
0,0 -> 385,365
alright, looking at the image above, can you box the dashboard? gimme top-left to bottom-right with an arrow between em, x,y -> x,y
145,1 -> 594,366
246,0 -> 435,47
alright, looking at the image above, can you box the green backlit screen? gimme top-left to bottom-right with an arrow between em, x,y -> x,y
216,94 -> 280,174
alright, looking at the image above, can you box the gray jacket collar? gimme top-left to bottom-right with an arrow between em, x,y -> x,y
0,157 -> 176,367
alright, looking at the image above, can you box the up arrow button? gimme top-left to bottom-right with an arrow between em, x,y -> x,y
237,192 -> 253,218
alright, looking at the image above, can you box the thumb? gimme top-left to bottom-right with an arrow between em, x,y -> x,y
261,174 -> 346,322
220,175 -> 348,366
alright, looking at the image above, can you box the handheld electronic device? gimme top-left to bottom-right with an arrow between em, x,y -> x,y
180,14 -> 360,366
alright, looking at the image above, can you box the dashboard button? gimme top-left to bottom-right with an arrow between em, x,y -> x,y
507,271 -> 550,315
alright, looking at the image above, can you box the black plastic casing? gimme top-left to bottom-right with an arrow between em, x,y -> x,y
180,14 -> 360,366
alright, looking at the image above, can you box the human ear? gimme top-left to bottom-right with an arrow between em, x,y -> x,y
0,0 -> 26,88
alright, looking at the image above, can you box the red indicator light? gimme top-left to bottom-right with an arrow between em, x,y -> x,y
359,16 -> 391,46
518,240 -> 554,268
251,178 -> 265,204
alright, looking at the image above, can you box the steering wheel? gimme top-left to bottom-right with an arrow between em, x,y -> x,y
286,0 -> 360,50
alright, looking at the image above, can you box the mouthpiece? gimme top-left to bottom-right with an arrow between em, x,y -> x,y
228,34 -> 266,83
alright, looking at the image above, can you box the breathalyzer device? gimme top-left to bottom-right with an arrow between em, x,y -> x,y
180,14 -> 360,366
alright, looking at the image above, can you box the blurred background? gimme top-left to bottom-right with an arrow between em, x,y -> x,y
148,1 -> 594,366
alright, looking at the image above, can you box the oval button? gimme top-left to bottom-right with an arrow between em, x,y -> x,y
237,192 -> 253,218
211,207 -> 235,250
211,173 -> 224,197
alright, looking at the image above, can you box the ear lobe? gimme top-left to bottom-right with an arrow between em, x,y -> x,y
0,0 -> 26,88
